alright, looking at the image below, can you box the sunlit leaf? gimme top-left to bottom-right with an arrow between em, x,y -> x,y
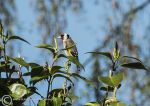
109,102 -> 126,106
121,62 -> 148,71
38,99 -> 46,106
52,97 -> 62,106
7,36 -> 30,45
9,83 -> 27,100
84,102 -> 100,106
98,72 -> 124,87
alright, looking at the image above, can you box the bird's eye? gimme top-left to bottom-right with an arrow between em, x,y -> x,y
61,34 -> 64,39
67,34 -> 70,39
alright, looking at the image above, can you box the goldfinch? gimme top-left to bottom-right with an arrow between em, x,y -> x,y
58,33 -> 80,71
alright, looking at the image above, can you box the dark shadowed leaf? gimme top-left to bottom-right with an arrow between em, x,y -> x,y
9,57 -> 29,69
121,62 -> 148,71
121,56 -> 142,62
98,72 -> 124,87
31,66 -> 44,77
29,63 -> 40,68
100,84 -> 121,92
30,75 -> 49,85
48,88 -> 64,97
84,102 -> 100,106
57,54 -> 67,59
50,66 -> 63,74
7,36 -> 30,45
52,74 -> 74,85
86,52 -> 112,61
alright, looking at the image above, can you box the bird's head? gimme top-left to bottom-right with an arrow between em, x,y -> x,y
58,33 -> 70,41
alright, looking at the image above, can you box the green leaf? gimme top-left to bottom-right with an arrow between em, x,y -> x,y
9,83 -> 27,100
121,62 -> 148,71
30,66 -> 44,77
35,44 -> 55,53
9,57 -> 29,69
86,52 -> 112,61
98,72 -> 124,87
84,102 -> 100,106
30,75 -> 49,85
50,66 -> 63,74
7,36 -> 30,45
52,97 -> 62,106
29,62 -> 40,68
38,99 -> 46,106
109,102 -> 126,106
100,86 -> 114,92
52,74 -> 74,85
67,56 -> 85,71
121,56 -> 142,63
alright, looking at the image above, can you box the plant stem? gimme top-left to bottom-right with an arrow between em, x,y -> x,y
113,87 -> 117,98
3,43 -> 8,78
47,76 -> 51,99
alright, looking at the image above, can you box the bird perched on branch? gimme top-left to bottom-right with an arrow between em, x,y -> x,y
58,33 -> 80,71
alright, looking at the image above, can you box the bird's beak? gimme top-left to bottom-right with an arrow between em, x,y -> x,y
57,36 -> 61,39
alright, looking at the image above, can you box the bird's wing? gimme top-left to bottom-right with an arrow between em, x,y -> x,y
66,39 -> 78,58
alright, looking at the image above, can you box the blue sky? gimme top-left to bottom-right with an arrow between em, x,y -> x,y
7,0 -> 150,105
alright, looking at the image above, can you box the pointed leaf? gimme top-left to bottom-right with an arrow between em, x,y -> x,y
9,57 -> 29,69
52,74 -> 74,85
35,44 -> 55,53
121,62 -> 148,71
51,66 -> 63,74
121,56 -> 142,63
86,52 -> 112,61
7,36 -> 30,45
30,75 -> 49,85
98,72 -> 124,87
